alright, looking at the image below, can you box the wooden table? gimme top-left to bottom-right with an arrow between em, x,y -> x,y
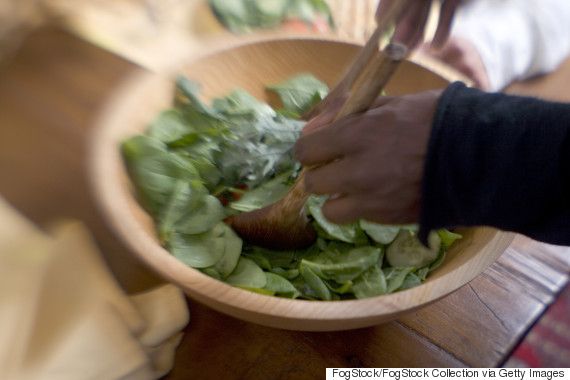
1,27 -> 569,375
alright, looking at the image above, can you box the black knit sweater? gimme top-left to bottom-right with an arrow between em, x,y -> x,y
419,82 -> 570,246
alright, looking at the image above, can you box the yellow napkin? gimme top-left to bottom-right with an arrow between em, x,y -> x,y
0,196 -> 189,380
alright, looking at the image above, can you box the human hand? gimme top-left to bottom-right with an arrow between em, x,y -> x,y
294,89 -> 443,225
376,0 -> 462,49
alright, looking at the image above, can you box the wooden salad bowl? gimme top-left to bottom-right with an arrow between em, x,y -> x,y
89,37 -> 515,331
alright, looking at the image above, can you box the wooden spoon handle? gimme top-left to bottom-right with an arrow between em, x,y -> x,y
303,0 -> 412,120
333,43 -> 407,121
302,27 -> 384,120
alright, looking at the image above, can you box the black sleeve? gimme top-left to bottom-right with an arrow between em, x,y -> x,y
419,82 -> 570,246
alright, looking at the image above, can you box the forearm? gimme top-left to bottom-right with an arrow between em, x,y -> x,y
419,82 -> 570,245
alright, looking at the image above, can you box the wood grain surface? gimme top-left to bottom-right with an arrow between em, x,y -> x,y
1,27 -> 569,375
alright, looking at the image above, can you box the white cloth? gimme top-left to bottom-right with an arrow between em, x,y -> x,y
0,196 -> 190,380
452,0 -> 570,91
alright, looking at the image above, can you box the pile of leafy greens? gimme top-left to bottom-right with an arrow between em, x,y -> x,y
209,0 -> 334,34
122,73 -> 461,300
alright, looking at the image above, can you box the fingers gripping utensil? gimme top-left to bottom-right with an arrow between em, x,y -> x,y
226,42 -> 408,250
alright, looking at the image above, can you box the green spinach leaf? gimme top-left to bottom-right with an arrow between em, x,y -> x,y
268,73 -> 329,115
169,223 -> 226,268
307,195 -> 368,244
226,257 -> 267,288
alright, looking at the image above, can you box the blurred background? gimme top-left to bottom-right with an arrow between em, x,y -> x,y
1,0 -> 570,376
0,0 -> 381,71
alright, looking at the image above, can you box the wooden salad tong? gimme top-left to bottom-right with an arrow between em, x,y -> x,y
226,1 -> 411,250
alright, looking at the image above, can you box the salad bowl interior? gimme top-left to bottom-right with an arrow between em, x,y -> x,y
90,37 -> 514,331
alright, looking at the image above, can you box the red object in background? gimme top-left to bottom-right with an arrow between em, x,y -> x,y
281,14 -> 332,35
506,284 -> 570,367
230,185 -> 248,201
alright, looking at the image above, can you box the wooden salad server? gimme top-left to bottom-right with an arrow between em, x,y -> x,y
226,3 -> 411,250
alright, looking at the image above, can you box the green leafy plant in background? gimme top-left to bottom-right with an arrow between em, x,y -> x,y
122,73 -> 461,300
209,0 -> 334,34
